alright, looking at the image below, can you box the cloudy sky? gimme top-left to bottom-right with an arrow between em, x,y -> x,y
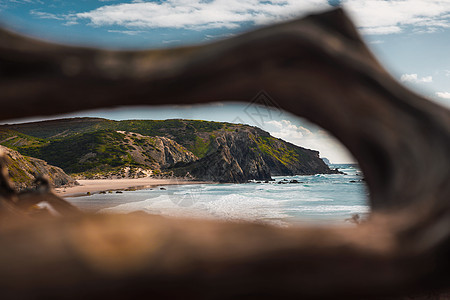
1,0 -> 449,162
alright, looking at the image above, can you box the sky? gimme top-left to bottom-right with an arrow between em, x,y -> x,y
1,0 -> 449,163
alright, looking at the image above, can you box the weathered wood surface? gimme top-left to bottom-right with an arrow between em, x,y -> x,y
0,8 -> 449,299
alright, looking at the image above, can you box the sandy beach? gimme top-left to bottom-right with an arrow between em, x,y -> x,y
55,178 -> 210,197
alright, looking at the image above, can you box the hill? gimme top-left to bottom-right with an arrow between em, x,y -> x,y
0,118 -> 341,182
0,145 -> 77,190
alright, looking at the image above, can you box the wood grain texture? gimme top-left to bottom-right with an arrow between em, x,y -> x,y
0,8 -> 449,299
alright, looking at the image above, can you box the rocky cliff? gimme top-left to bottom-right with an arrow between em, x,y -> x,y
170,125 -> 340,182
171,146 -> 247,183
0,145 -> 77,190
118,131 -> 198,169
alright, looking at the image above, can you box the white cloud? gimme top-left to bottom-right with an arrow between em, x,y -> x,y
264,120 -> 313,139
63,20 -> 78,26
205,33 -> 236,41
26,1 -> 450,36
412,27 -> 439,34
108,29 -> 145,35
360,25 -> 402,35
75,0 -> 330,30
162,39 -> 181,44
1,0 -> 43,5
30,9 -> 79,25
436,92 -> 450,99
342,0 -> 450,35
30,10 -> 64,20
400,73 -> 433,83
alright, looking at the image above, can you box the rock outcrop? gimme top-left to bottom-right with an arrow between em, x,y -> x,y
171,125 -> 339,182
171,146 -> 247,183
0,145 -> 77,190
119,132 -> 197,169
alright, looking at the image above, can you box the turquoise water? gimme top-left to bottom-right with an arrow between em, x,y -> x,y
68,164 -> 369,226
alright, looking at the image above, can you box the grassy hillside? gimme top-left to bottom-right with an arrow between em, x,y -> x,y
0,118 -> 244,158
0,129 -> 47,149
2,118 -> 110,139
4,126 -> 197,177
20,130 -> 138,174
252,135 -> 308,167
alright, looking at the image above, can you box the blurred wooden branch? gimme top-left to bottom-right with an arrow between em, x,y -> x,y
0,8 -> 449,299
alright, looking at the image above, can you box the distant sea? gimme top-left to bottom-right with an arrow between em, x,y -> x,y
68,164 -> 369,226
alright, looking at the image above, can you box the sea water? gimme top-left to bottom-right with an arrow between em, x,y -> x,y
68,164 -> 369,226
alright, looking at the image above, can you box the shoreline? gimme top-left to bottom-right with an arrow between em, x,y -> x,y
55,178 -> 213,197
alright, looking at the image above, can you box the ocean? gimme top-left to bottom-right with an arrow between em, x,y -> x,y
68,164 -> 369,226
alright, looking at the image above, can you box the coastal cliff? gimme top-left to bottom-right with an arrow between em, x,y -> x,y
0,145 -> 77,190
0,118 -> 340,183
170,125 -> 339,182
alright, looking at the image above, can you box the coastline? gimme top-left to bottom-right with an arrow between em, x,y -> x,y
55,177 -> 213,197
53,166 -> 367,225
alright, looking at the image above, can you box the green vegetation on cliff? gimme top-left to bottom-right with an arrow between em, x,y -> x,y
0,129 -> 47,150
20,130 -> 138,173
254,135 -> 304,167
0,145 -> 77,190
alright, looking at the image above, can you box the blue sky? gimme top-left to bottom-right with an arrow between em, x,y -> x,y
1,0 -> 449,162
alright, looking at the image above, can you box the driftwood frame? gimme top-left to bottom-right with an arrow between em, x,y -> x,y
0,8 -> 449,299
